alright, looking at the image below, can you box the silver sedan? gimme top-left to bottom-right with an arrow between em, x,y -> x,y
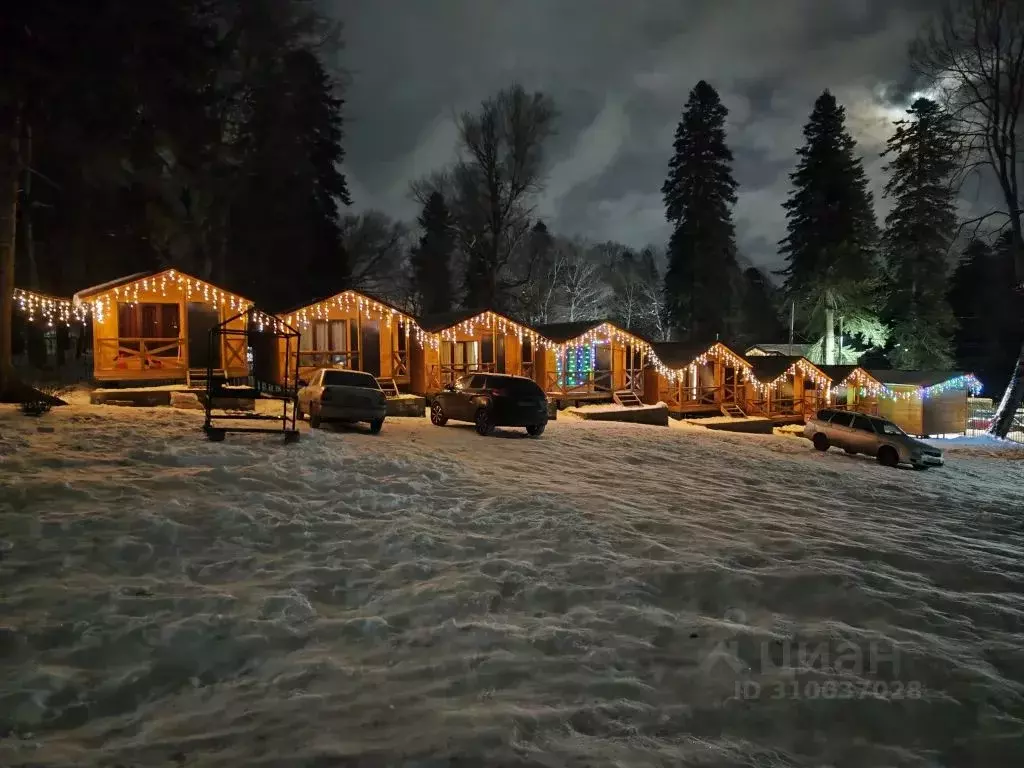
296,368 -> 387,432
803,409 -> 944,470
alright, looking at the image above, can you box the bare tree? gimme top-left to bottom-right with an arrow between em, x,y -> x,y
913,0 -> 1024,436
339,211 -> 411,302
544,238 -> 609,322
415,85 -> 556,311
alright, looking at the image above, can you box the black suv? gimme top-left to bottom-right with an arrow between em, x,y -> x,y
429,373 -> 549,436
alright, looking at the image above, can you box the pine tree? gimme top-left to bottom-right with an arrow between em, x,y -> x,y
881,98 -> 957,368
411,191 -> 454,314
661,80 -> 740,341
779,90 -> 880,363
226,9 -> 350,309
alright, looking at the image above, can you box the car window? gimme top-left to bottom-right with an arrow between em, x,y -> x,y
322,370 -> 379,388
486,376 -> 543,396
851,414 -> 875,432
878,420 -> 904,435
829,412 -> 854,427
454,375 -> 474,390
816,409 -> 835,421
468,374 -> 487,389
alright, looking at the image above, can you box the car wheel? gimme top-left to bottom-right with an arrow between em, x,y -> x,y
877,445 -> 899,468
474,408 -> 494,436
369,418 -> 384,434
812,433 -> 830,451
430,401 -> 448,426
526,423 -> 545,437
310,406 -> 322,429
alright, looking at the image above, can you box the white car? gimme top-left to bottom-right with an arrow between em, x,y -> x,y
296,369 -> 387,433
803,408 -> 944,469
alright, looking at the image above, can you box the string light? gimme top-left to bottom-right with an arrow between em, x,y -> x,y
286,290 -> 421,347
878,374 -> 983,400
13,288 -> 89,326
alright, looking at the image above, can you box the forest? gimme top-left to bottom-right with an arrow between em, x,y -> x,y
1,0 -> 1022,435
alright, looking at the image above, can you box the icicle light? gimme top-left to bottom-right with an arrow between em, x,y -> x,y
13,288 -> 89,326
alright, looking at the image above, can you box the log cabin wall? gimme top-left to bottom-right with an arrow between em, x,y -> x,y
876,385 -> 924,435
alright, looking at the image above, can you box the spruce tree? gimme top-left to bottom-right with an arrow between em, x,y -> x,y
411,191 -> 454,314
738,267 -> 785,346
661,80 -> 740,341
228,44 -> 350,309
779,90 -> 879,363
881,97 -> 957,369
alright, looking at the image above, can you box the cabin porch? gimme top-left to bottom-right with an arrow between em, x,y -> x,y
73,270 -> 251,385
532,321 -> 648,404
409,310 -> 535,395
742,356 -> 831,420
642,341 -> 751,416
281,290 -> 415,388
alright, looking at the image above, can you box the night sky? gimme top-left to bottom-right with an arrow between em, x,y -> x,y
335,0 -> 957,271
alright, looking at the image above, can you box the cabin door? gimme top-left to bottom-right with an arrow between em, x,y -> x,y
361,319 -> 381,377
187,303 -> 221,370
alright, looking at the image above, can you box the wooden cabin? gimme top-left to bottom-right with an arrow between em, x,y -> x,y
409,309 -> 541,395
743,355 -> 831,419
73,269 -> 251,385
870,370 -> 981,437
278,290 -> 417,389
817,366 -> 883,415
532,321 -> 650,403
642,341 -> 751,416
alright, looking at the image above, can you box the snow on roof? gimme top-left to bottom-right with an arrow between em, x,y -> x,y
73,271 -> 155,301
869,370 -> 973,388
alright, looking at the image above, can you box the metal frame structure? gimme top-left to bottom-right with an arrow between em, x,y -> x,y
202,308 -> 301,443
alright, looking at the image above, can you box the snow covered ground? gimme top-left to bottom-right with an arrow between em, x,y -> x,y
1,399 -> 1023,767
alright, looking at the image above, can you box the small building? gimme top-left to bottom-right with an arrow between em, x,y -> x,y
73,269 -> 252,385
532,321 -> 651,403
643,341 -> 751,416
817,365 -> 884,415
409,309 -> 541,395
870,370 -> 982,437
279,289 -> 418,388
743,355 -> 831,419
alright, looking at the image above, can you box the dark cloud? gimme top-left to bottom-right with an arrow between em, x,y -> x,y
333,0 -> 937,271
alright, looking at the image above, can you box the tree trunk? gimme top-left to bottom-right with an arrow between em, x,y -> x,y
824,307 -> 835,365
0,108 -> 22,395
989,339 -> 1024,438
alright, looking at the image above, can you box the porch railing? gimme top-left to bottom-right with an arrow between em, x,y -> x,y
427,362 -> 496,389
98,337 -> 186,372
392,350 -> 409,379
544,369 -> 613,396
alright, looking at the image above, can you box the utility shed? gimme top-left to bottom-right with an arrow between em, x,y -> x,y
870,370 -> 981,437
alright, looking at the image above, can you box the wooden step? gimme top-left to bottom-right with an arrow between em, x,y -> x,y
187,368 -> 227,387
720,402 -> 747,419
613,389 -> 643,407
376,377 -> 400,397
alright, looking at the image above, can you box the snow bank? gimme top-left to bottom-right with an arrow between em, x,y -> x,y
926,433 -> 1024,459
1,402 -> 1023,766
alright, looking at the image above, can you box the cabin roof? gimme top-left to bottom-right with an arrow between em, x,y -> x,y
533,319 -> 652,345
73,271 -> 155,301
650,341 -> 749,370
279,288 -> 412,319
816,365 -> 882,386
72,268 -> 254,305
746,342 -> 812,357
744,354 -> 825,383
416,307 -> 532,333
868,369 -> 971,388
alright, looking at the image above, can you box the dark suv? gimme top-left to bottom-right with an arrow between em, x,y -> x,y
429,373 -> 549,436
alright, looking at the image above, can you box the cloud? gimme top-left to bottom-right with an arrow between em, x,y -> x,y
335,0 -> 941,269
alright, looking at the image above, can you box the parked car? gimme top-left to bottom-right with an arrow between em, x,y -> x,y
803,408 -> 944,469
429,373 -> 549,436
296,368 -> 387,432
